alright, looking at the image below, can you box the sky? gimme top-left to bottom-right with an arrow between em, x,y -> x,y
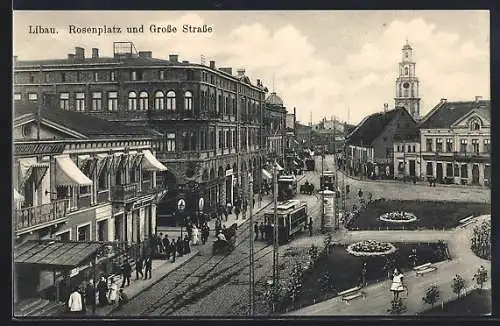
13,10 -> 490,125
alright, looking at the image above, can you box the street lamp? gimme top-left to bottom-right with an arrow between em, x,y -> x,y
248,171 -> 255,316
271,160 -> 279,310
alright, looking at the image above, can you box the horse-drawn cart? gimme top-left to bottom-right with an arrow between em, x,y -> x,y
213,223 -> 238,255
299,183 -> 315,195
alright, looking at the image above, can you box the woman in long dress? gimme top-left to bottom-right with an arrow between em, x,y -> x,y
108,278 -> 118,305
192,225 -> 200,245
390,269 -> 406,299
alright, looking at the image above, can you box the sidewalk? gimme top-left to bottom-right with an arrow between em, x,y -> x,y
88,249 -> 199,316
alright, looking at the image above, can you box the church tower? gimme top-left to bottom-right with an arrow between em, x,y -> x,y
394,40 -> 421,120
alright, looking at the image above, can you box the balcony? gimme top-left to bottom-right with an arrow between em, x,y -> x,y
15,199 -> 70,235
110,184 -> 138,203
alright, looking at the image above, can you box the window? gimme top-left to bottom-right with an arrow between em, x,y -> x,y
412,145 -> 416,152
59,93 -> 69,110
98,169 -> 107,190
61,72 -> 66,82
76,71 -> 81,82
166,133 -> 176,152
190,131 -> 196,150
426,162 -> 433,176
484,139 -> 490,153
226,130 -> 231,148
44,73 -> 49,83
209,128 -> 215,150
385,147 -> 392,158
184,91 -> 193,111
14,93 -> 21,101
131,71 -> 137,81
182,131 -> 189,151
29,75 -> 34,83
128,91 -> 137,111
426,138 -> 433,152
232,130 -> 237,149
460,139 -> 467,152
470,119 -> 481,131
76,92 -> 85,111
93,72 -> 99,82
472,139 -> 479,153
446,163 -> 453,177
224,96 -> 228,114
166,91 -> 176,111
154,91 -> 164,110
200,129 -> 206,150
77,224 -> 90,241
91,92 -> 102,111
108,91 -> 118,111
446,138 -> 453,152
461,164 -> 468,178
397,145 -> 400,152
383,137 -> 387,142
159,70 -> 165,80
454,164 -> 460,177
404,67 -> 409,75
219,130 -> 224,149
139,91 -> 149,111
218,94 -> 223,113
110,71 -> 116,81
436,138 -> 443,152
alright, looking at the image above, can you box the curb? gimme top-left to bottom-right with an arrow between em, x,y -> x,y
106,249 -> 200,316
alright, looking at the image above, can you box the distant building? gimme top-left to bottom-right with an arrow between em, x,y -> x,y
394,40 -> 421,120
345,106 -> 418,178
295,122 -> 312,149
263,92 -> 287,170
419,97 -> 490,186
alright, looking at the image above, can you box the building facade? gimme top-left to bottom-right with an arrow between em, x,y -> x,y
263,92 -> 287,167
394,40 -> 421,120
419,97 -> 490,186
295,122 -> 312,150
13,42 -> 267,225
13,103 -> 168,244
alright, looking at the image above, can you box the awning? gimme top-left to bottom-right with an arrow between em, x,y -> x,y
275,162 -> 284,171
32,162 -> 50,189
132,153 -> 144,168
55,155 -> 93,187
14,240 -> 105,270
112,152 -> 124,171
18,157 -> 37,189
262,169 -> 272,180
142,150 -> 168,171
96,154 -> 110,176
14,189 -> 24,203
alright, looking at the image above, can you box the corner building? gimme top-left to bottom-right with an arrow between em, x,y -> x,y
13,42 -> 268,225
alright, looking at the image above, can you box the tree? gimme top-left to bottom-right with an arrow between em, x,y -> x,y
422,285 -> 440,308
287,262 -> 304,305
451,274 -> 467,299
470,220 -> 491,260
473,266 -> 488,290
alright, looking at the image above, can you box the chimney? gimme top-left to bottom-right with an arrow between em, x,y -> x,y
91,48 -> 99,59
67,54 -> 75,60
237,68 -> 245,76
475,96 -> 482,103
138,51 -> 152,58
256,79 -> 261,86
440,98 -> 447,103
209,60 -> 215,69
75,47 -> 85,60
169,54 -> 179,62
383,103 -> 389,112
219,67 -> 233,75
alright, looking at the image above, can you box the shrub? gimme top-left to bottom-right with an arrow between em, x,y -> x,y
452,274 -> 467,299
308,245 -> 319,265
288,262 -> 304,304
470,220 -> 491,260
473,266 -> 488,290
422,285 -> 440,308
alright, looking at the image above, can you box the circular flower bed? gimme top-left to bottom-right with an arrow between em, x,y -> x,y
346,240 -> 397,256
379,211 -> 418,223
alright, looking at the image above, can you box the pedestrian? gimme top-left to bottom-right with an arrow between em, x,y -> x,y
358,189 -> 363,199
223,206 -> 228,222
226,201 -> 233,215
390,269 -> 406,300
259,222 -> 265,240
170,240 -> 177,263
254,222 -> 259,241
121,260 -> 132,288
184,235 -> 191,254
308,218 -> 313,237
97,276 -> 108,307
177,237 -> 184,257
144,256 -> 152,280
234,206 -> 241,220
360,262 -> 368,287
79,285 -> 87,313
163,234 -> 170,259
85,279 -> 95,309
135,257 -> 144,280
108,278 -> 118,305
67,286 -> 83,315
252,197 -> 255,209
158,233 -> 165,253
187,222 -> 193,241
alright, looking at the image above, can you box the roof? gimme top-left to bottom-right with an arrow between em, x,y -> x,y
266,92 -> 283,106
14,103 -> 158,139
419,100 -> 491,129
14,240 -> 105,270
15,56 -> 188,68
346,108 -> 401,146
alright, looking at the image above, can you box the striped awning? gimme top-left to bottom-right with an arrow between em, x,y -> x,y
142,150 -> 167,171
55,155 -> 93,187
262,169 -> 272,180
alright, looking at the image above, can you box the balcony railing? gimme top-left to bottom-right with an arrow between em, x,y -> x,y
15,199 -> 70,233
110,184 -> 138,203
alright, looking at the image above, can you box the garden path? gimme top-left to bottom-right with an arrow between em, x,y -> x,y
287,215 -> 491,316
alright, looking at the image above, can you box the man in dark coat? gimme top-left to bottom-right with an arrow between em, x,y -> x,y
121,260 -> 132,288
135,257 -> 144,280
176,237 -> 184,257
259,222 -> 265,240
162,235 -> 170,259
96,277 -> 108,306
85,279 -> 95,309
144,256 -> 152,280
184,235 -> 191,254
254,222 -> 259,241
170,240 -> 177,263
308,219 -> 313,237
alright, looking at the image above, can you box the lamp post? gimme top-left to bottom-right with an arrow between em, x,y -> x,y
248,171 -> 255,316
272,161 -> 279,310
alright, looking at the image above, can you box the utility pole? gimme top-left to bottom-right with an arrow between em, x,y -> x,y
248,171 -> 255,316
320,153 -> 325,232
272,161 -> 279,310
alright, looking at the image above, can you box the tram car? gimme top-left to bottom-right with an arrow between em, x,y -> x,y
320,170 -> 336,191
263,200 -> 308,243
277,175 -> 298,201
305,157 -> 315,171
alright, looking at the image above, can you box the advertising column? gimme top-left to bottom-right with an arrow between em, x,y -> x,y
321,189 -> 336,232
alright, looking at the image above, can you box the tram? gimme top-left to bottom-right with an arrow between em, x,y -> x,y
320,170 -> 336,190
277,175 -> 298,201
263,200 -> 308,243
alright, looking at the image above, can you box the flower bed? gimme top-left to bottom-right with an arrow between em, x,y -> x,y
346,240 -> 396,256
379,211 -> 418,223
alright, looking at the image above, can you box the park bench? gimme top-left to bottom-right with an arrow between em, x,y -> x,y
338,286 -> 364,303
413,262 -> 437,276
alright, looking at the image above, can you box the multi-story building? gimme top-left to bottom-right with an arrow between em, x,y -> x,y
13,42 -> 267,225
295,122 -> 312,150
419,97 -> 490,186
393,128 -> 421,180
310,118 -> 347,154
345,105 -> 418,178
263,92 -> 287,166
13,103 -> 168,244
